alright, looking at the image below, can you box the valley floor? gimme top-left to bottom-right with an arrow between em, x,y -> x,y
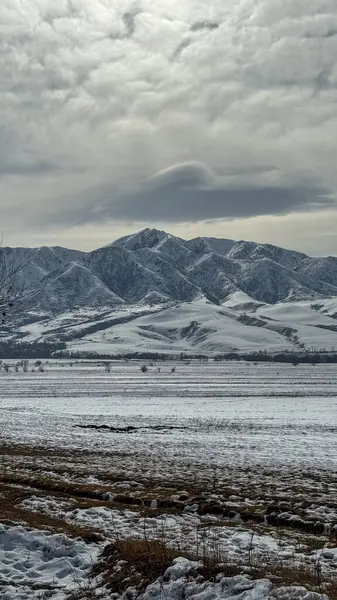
0,361 -> 337,599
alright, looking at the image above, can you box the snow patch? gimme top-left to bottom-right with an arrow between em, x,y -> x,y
0,524 -> 100,599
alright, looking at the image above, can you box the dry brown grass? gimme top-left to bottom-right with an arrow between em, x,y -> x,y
326,584 -> 337,600
96,539 -> 180,593
67,539 -> 181,599
67,534 -> 337,600
0,471 -> 114,498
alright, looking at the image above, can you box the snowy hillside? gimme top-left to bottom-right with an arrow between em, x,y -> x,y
16,296 -> 337,356
2,228 -> 337,354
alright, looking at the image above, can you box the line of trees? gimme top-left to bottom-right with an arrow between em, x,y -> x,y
213,350 -> 337,364
55,349 -> 337,363
0,341 -> 67,359
2,339 -> 337,364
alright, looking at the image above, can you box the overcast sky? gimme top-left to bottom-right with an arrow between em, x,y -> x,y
1,0 -> 337,254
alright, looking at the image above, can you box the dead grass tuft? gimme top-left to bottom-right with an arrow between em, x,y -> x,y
325,584 -> 337,600
91,538 -> 180,595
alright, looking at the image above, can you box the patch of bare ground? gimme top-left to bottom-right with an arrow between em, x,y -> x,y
0,484 -> 103,543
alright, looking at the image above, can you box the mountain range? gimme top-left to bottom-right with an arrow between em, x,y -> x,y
2,228 -> 337,355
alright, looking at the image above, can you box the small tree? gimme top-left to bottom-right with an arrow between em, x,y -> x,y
0,242 -> 35,325
141,364 -> 148,373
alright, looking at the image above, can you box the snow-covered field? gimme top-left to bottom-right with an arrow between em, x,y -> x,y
1,360 -> 337,469
1,360 -> 336,599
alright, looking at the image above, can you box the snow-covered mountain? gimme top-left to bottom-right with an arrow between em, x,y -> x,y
30,262 -> 124,312
2,228 -> 337,355
2,227 -> 337,311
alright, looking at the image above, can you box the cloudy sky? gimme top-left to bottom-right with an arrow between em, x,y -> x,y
1,0 -> 337,254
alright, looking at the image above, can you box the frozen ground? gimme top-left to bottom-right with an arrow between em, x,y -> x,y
0,527 -> 330,600
17,495 -> 337,574
0,360 -> 336,598
0,360 -> 336,469
130,559 -> 327,600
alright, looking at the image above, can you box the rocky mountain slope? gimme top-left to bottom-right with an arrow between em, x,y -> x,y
2,228 -> 337,355
2,227 -> 337,313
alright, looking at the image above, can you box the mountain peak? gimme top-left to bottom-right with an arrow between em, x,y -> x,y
111,227 -> 168,251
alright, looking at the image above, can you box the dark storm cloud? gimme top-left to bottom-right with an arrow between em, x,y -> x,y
99,164 -> 334,223
111,187 -> 331,222
35,163 -> 334,228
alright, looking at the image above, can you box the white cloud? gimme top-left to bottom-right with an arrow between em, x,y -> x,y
0,0 -> 336,253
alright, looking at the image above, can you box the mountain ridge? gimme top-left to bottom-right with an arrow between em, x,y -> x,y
2,228 -> 337,315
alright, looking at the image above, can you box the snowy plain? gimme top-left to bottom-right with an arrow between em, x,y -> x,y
1,360 -> 337,469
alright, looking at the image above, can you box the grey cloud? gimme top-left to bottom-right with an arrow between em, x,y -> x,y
99,163 -> 334,222
144,162 -> 215,189
123,5 -> 142,37
172,18 -> 220,60
1,0 -> 337,249
324,29 -> 337,37
171,38 -> 193,60
111,190 -> 331,222
171,38 -> 192,60
123,12 -> 136,36
36,163 -> 334,228
190,21 -> 220,32
304,28 -> 337,38
0,159 -> 60,178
